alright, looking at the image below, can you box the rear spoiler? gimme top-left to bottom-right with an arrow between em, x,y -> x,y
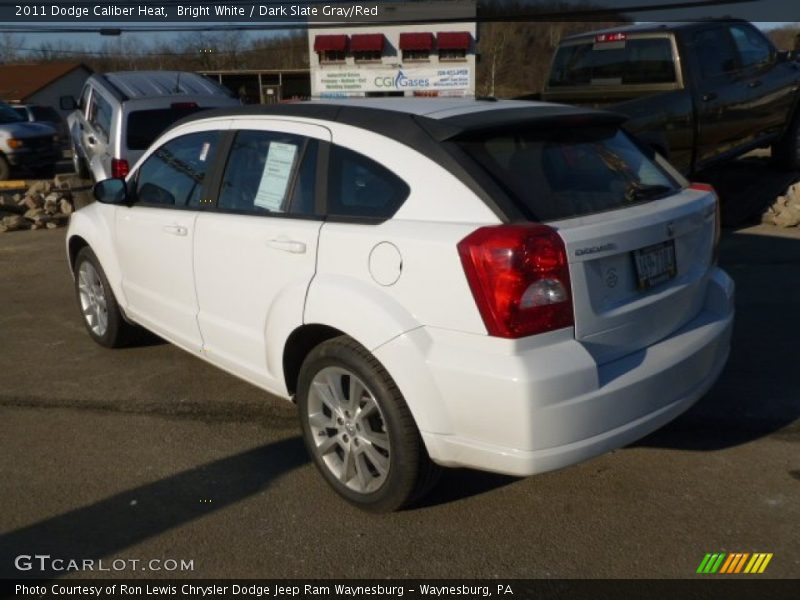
415,106 -> 629,142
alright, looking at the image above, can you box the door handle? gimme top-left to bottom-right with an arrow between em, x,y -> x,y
748,80 -> 763,88
702,92 -> 718,102
266,238 -> 306,254
163,224 -> 188,236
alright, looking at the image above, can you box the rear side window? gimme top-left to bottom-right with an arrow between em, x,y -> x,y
134,131 -> 220,207
549,37 -> 676,86
327,146 -> 409,220
457,126 -> 679,221
218,130 -> 316,216
127,106 -> 204,150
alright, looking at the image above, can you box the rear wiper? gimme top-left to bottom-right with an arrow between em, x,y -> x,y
624,184 -> 673,203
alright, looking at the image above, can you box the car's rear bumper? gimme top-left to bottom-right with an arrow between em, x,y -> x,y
376,268 -> 734,477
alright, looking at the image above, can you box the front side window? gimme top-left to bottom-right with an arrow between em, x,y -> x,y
87,93 -> 113,139
134,131 -> 220,208
327,146 -> 410,220
218,130 -> 316,216
729,24 -> 772,69
457,126 -> 679,221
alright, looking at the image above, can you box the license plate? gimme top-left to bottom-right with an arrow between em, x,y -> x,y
633,240 -> 677,290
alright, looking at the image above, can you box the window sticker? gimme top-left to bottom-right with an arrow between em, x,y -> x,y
254,142 -> 298,211
199,142 -> 210,162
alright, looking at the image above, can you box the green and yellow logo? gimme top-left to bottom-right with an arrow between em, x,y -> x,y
697,552 -> 773,574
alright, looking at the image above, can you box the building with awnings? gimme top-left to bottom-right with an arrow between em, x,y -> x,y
308,0 -> 476,98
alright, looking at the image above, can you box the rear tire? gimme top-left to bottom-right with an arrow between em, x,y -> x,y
73,247 -> 136,348
297,336 -> 440,512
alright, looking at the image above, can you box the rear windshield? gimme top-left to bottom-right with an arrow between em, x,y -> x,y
126,106 -> 205,150
549,37 -> 676,87
457,126 -> 679,221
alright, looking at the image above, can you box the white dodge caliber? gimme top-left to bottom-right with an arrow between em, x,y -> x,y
67,99 -> 734,511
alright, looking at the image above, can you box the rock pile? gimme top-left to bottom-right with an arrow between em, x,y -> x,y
0,180 -> 76,232
762,181 -> 800,227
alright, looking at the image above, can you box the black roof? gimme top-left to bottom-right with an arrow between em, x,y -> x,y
171,100 -> 627,223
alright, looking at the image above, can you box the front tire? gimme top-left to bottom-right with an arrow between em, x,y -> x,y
297,336 -> 440,512
73,247 -> 136,348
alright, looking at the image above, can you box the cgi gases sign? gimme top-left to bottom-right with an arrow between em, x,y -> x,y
315,68 -> 472,95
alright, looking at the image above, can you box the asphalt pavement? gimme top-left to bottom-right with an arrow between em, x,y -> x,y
0,197 -> 799,579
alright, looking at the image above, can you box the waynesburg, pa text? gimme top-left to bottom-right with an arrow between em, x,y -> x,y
15,583 -> 514,597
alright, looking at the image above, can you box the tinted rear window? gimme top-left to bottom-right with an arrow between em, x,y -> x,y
549,37 -> 676,86
126,107 -> 204,150
457,127 -> 679,221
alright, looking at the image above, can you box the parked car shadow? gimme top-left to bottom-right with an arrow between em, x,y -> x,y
412,469 -> 519,509
636,227 -> 800,452
0,437 -> 308,579
694,151 -> 798,227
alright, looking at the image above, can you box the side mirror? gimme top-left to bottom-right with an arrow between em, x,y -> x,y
93,178 -> 128,205
60,96 -> 77,111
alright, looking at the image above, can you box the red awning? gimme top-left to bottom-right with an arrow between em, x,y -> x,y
314,34 -> 348,52
399,32 -> 434,51
350,34 -> 385,52
437,31 -> 471,50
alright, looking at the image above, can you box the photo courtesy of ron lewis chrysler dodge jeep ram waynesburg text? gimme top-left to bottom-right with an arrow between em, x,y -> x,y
66,99 -> 734,512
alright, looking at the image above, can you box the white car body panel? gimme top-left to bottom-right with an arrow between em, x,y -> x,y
115,207 -> 202,351
66,99 -> 735,478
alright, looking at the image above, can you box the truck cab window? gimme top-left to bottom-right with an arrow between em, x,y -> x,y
729,24 -> 773,69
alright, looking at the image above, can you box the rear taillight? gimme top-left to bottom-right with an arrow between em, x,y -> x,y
111,158 -> 129,179
458,224 -> 573,338
690,182 -> 720,263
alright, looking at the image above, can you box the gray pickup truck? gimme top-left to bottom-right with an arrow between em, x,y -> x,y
541,20 -> 800,175
0,100 -> 60,180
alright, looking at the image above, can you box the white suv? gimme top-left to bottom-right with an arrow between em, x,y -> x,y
66,99 -> 734,511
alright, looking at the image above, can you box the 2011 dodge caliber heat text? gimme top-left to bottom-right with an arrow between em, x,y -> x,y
66,99 -> 734,511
